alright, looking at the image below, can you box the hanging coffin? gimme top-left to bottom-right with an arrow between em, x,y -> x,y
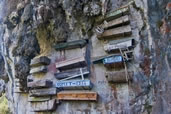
97,25 -> 132,39
29,88 -> 57,97
55,67 -> 89,80
96,6 -> 130,24
30,56 -> 51,67
27,80 -> 53,88
102,55 -> 124,68
31,99 -> 56,112
54,39 -> 88,51
101,15 -> 130,30
30,66 -> 48,74
56,80 -> 92,90
105,71 -> 134,83
56,57 -> 87,71
28,96 -> 51,102
57,91 -> 98,101
104,38 -> 135,52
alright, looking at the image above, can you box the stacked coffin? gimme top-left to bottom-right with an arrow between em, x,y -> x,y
28,56 -> 57,112
54,40 -> 97,101
14,78 -> 28,93
95,3 -> 135,83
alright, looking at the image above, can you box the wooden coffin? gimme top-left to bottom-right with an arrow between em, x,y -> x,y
30,56 -> 51,67
31,99 -> 56,112
30,66 -> 47,74
14,87 -> 27,93
103,55 -> 124,68
101,15 -> 130,29
97,25 -> 132,39
57,91 -> 97,101
56,80 -> 92,90
56,57 -> 87,71
55,67 -> 89,80
28,96 -> 51,102
105,71 -> 134,83
29,88 -> 56,97
27,80 -> 53,88
104,38 -> 134,52
54,39 -> 88,51
96,6 -> 129,24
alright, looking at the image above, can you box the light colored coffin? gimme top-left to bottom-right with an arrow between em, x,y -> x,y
56,57 -> 87,71
104,38 -> 134,52
31,99 -> 56,112
97,25 -> 132,39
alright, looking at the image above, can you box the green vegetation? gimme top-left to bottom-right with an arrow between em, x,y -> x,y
0,94 -> 11,114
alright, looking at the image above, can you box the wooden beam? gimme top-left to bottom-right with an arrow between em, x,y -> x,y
56,80 -> 92,90
29,88 -> 56,97
56,57 -> 87,71
104,38 -> 134,52
30,66 -> 47,74
30,56 -> 51,67
55,67 -> 89,80
27,80 -> 53,88
105,71 -> 134,83
54,39 -> 88,51
31,99 -> 56,112
28,96 -> 51,102
57,91 -> 97,101
97,25 -> 132,39
101,15 -> 130,29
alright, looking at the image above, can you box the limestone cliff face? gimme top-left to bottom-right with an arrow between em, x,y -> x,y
0,0 -> 170,114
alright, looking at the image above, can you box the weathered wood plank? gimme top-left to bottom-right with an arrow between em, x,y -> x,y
104,38 -> 134,52
57,91 -> 97,101
54,39 -> 88,51
28,96 -> 51,102
29,88 -> 56,97
27,80 -> 53,88
31,99 -> 56,112
56,57 -> 87,71
101,15 -> 129,29
30,66 -> 47,74
30,56 -> 51,67
97,25 -> 132,39
105,71 -> 134,83
55,67 -> 89,80
56,80 -> 92,90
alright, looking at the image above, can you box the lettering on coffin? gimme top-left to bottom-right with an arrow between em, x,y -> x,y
103,56 -> 122,64
56,80 -> 91,88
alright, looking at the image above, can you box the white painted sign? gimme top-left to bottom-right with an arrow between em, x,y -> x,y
56,80 -> 91,88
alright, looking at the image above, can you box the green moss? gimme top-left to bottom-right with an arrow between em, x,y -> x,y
0,94 -> 11,114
